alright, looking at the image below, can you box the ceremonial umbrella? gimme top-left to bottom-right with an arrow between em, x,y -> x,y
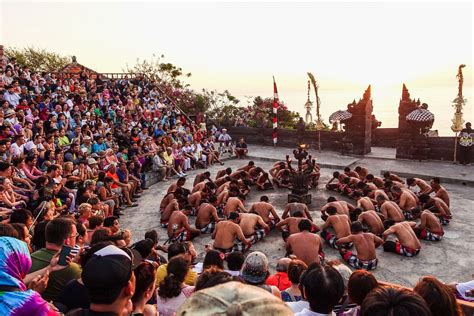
329,110 -> 352,123
406,108 -> 434,123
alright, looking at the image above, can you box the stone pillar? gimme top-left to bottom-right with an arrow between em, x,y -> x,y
396,84 -> 430,160
344,85 -> 373,155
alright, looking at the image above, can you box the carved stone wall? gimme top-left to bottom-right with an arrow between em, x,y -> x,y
343,85 -> 373,155
396,84 -> 430,160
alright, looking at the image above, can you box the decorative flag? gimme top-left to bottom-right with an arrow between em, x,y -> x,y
273,76 -> 278,146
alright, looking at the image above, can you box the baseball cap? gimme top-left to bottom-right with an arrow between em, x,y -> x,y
87,158 -> 97,165
82,245 -> 139,303
176,281 -> 292,315
241,251 -> 269,284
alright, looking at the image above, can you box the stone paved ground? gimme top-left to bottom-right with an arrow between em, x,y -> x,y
121,147 -> 474,287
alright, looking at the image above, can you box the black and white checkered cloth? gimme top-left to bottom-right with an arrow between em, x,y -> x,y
329,110 -> 352,123
406,109 -> 434,122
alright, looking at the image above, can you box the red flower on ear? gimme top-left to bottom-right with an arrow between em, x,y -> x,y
219,252 -> 226,260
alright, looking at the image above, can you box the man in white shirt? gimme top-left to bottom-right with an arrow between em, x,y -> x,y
3,86 -> 20,107
10,134 -> 26,157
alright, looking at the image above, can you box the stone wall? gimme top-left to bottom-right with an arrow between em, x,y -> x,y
227,127 -> 344,151
227,126 -> 473,162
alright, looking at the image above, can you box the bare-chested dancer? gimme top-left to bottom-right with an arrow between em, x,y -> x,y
167,206 -> 201,242
354,166 -> 369,181
390,186 -> 418,219
353,192 -> 376,212
239,212 -> 269,245
283,202 -> 312,221
344,167 -> 360,179
337,221 -> 383,270
237,161 -> 255,172
212,212 -> 253,254
195,196 -> 224,234
411,208 -> 444,241
193,171 -> 211,187
286,220 -> 324,266
376,195 -> 405,223
383,221 -> 421,257
430,177 -> 450,207
366,174 -> 385,188
276,211 -> 319,241
167,177 -> 188,195
353,208 -> 385,236
319,207 -> 352,249
256,172 -> 274,190
320,196 -> 354,221
215,167 -> 232,180
223,195 -> 247,218
383,171 -> 404,184
407,177 -> 432,195
160,198 -> 180,228
248,195 -> 280,228
419,194 -> 452,225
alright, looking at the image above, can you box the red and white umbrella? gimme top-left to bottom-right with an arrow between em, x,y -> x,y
329,110 -> 352,123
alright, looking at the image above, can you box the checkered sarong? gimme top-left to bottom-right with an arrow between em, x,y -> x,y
199,221 -> 216,234
267,218 -> 277,230
419,228 -> 443,241
340,249 -> 378,270
395,241 -> 420,257
439,215 -> 451,225
248,228 -> 268,245
403,210 -> 414,220
214,241 -> 248,254
320,230 -> 353,250
170,229 -> 191,243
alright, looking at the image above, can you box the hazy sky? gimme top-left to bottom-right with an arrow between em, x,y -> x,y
1,1 -> 473,133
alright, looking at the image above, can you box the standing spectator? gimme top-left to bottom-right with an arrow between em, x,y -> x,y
458,122 -> 472,165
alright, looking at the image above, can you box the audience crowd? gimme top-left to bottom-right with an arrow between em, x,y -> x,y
0,56 -> 472,315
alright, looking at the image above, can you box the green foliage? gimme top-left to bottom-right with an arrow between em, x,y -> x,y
4,46 -> 69,72
125,54 -> 191,89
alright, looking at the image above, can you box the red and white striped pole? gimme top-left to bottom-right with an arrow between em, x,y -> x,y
273,76 -> 279,147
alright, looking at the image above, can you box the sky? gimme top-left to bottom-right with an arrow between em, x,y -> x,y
1,1 -> 473,134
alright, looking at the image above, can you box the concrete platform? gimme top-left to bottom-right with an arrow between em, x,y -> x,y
121,150 -> 474,287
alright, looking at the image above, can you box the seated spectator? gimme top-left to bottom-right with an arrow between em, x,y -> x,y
414,276 -> 462,316
241,251 -> 281,299
295,263 -> 345,316
155,242 -> 197,287
344,270 -> 379,316
178,281 -> 292,315
29,217 -> 82,302
266,257 -> 292,291
281,259 -> 307,302
224,250 -> 244,277
132,262 -> 158,316
234,137 -> 248,158
195,267 -> 234,291
0,237 -> 59,315
77,245 -> 137,315
157,256 -> 195,316
361,287 -> 431,316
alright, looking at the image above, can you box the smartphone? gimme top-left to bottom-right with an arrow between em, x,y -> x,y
58,245 -> 72,266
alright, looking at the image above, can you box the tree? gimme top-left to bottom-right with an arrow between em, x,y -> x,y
124,54 -> 191,89
4,46 -> 69,72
